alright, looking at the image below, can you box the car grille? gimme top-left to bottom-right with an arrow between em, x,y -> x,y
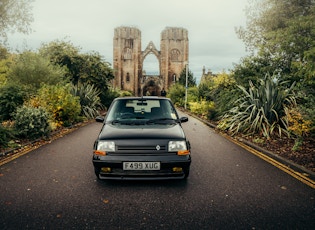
117,145 -> 166,151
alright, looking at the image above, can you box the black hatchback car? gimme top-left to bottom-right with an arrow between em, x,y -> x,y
92,96 -> 191,180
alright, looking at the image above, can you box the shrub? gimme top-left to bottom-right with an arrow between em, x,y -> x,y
187,87 -> 199,104
168,83 -> 185,107
119,90 -> 133,97
286,108 -> 312,151
287,108 -> 312,138
189,100 -> 215,119
0,54 -> 13,87
8,51 -> 65,94
0,123 -> 14,148
7,51 -> 66,94
36,84 -> 81,127
0,84 -> 25,121
14,106 -> 51,140
71,83 -> 103,119
219,75 -> 296,139
198,72 -> 238,120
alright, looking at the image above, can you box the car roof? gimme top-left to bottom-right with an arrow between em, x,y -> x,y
114,96 -> 171,101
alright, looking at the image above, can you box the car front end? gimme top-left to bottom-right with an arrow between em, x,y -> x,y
92,97 -> 191,180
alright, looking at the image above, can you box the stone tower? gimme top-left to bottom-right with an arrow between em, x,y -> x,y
113,27 -> 142,93
160,27 -> 189,90
113,26 -> 189,96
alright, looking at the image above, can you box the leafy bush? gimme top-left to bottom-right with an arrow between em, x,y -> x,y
0,123 -> 14,148
294,80 -> 315,136
189,100 -> 215,119
0,84 -> 25,121
198,72 -> 239,119
219,75 -> 296,139
119,90 -> 133,97
14,106 -> 51,140
187,87 -> 199,103
168,83 -> 185,107
287,108 -> 312,138
0,52 -> 13,86
36,84 -> 81,127
286,108 -> 312,151
7,51 -> 66,94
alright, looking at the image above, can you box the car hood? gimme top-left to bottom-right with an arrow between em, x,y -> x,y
98,123 -> 186,140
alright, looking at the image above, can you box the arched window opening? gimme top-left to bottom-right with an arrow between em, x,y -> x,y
143,54 -> 159,76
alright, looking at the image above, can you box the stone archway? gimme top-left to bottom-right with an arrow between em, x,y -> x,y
113,26 -> 189,96
141,41 -> 162,96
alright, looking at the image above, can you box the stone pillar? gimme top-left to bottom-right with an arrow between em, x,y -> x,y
113,27 -> 142,95
160,27 -> 189,90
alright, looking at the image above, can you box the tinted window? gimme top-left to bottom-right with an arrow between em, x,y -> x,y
106,99 -> 178,121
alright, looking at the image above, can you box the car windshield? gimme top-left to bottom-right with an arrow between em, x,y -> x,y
106,98 -> 178,124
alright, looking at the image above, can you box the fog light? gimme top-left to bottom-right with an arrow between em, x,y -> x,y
172,167 -> 183,172
101,167 -> 111,173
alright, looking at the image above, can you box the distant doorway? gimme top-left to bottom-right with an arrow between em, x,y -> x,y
143,79 -> 161,96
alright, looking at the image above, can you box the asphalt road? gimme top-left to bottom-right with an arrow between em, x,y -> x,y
1,112 -> 314,229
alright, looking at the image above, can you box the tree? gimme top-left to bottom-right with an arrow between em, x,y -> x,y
39,40 -> 115,105
236,0 -> 315,76
232,54 -> 276,88
39,40 -> 83,84
178,66 -> 196,87
39,40 -> 114,87
168,83 -> 186,107
0,45 -> 14,86
78,51 -> 115,91
7,51 -> 66,94
0,0 -> 34,43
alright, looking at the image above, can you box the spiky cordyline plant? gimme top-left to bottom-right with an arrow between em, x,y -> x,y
219,75 -> 296,139
71,83 -> 104,119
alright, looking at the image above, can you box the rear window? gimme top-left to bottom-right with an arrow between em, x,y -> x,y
126,99 -> 160,113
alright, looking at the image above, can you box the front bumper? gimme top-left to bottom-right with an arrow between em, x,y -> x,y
93,154 -> 191,180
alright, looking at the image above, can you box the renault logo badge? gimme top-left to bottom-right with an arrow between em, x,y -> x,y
156,145 -> 161,151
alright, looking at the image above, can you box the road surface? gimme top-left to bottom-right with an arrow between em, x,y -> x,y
1,112 -> 314,229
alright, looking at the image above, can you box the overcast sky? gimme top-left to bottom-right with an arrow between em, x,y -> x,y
8,0 -> 249,83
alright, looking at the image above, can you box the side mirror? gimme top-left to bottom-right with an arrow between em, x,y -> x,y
95,116 -> 105,123
180,117 -> 188,123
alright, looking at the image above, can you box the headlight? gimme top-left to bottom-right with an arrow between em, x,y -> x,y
97,141 -> 115,152
168,141 -> 187,152
94,141 -> 115,155
168,141 -> 190,155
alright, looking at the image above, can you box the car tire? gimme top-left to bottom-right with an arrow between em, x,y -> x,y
94,167 -> 101,179
183,167 -> 190,179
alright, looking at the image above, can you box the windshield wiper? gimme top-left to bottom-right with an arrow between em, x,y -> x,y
146,118 -> 177,124
110,119 -> 146,125
110,120 -> 121,125
110,120 -> 133,125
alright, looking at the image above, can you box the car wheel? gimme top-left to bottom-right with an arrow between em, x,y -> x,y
94,167 -> 101,179
183,167 -> 190,179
